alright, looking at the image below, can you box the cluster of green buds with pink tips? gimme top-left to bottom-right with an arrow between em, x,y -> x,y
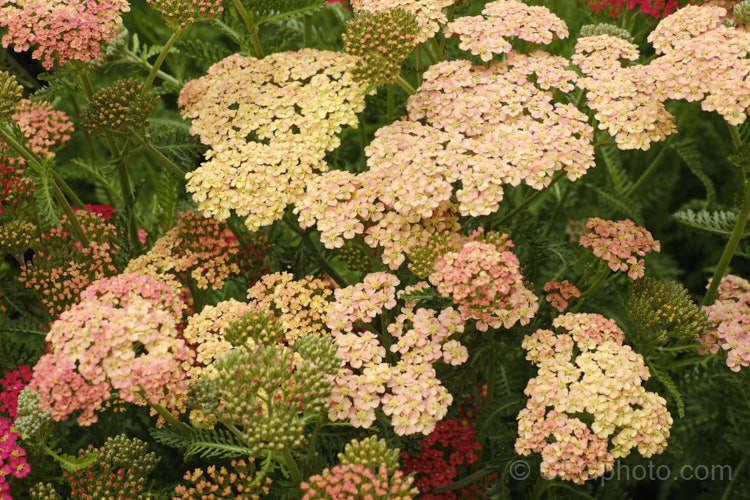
343,9 -> 420,85
80,78 -> 159,135
146,0 -> 223,31
580,23 -> 634,43
338,436 -> 401,475
0,220 -> 36,264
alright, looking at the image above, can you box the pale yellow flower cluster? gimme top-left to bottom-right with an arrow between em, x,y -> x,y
350,0 -> 456,43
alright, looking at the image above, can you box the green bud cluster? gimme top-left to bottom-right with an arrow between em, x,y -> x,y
0,71 -> 22,120
734,0 -> 750,25
293,334 -> 340,374
147,0 -> 223,31
80,78 -> 159,135
0,220 -> 36,259
187,375 -> 221,419
338,436 -> 401,475
343,9 -> 420,85
224,310 -> 284,346
14,388 -> 52,440
407,232 -> 461,279
337,241 -> 371,273
63,435 -> 159,500
29,482 -> 61,500
580,23 -> 635,43
209,341 -> 333,455
628,277 -> 711,342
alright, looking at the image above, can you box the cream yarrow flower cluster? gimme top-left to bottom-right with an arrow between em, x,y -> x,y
444,0 -> 568,61
516,313 -> 673,484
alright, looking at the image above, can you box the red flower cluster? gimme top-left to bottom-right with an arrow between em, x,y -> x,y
0,152 -> 33,217
583,0 -> 682,18
402,411 -> 490,499
0,366 -> 32,418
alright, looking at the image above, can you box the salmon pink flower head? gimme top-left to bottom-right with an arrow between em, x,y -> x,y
544,280 -> 582,312
445,0 -> 568,61
516,313 -> 673,484
699,274 -> 750,372
11,99 -> 74,158
0,0 -> 130,70
579,218 -> 660,279
30,272 -> 192,426
302,464 -> 419,499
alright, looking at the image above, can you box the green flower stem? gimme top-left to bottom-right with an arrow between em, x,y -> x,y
51,182 -> 90,246
278,448 -> 302,485
729,122 -> 743,149
142,30 -> 181,94
50,170 -> 88,212
125,51 -> 181,88
305,233 -> 348,288
395,74 -> 416,95
493,171 -> 566,229
128,130 -> 186,177
431,467 -> 493,494
571,266 -> 611,312
227,217 -> 252,253
139,387 -> 193,436
625,138 -> 674,197
251,30 -> 265,58
702,179 -> 750,306
230,0 -> 264,57
386,84 -> 395,123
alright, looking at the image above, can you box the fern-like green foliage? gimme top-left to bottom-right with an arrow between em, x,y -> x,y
673,208 -> 749,239
150,425 -> 256,459
30,67 -> 78,102
174,39 -> 232,65
675,139 -> 717,206
148,127 -> 207,171
648,361 -> 686,419
26,162 -> 60,230
601,145 -> 634,195
245,0 -> 327,26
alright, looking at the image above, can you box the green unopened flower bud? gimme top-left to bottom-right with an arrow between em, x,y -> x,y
294,334 -> 340,375
343,9 -> 420,85
14,388 -> 53,440
628,277 -> 711,342
146,0 -> 223,31
80,78 -> 159,135
0,220 -> 36,259
580,23 -> 635,43
0,71 -> 23,119
338,436 -> 401,475
225,310 -> 284,346
29,482 -> 61,500
734,0 -> 750,25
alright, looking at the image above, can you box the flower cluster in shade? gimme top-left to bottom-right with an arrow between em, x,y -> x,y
0,417 -> 30,499
187,335 -> 339,456
296,51 -> 594,268
125,211 -> 241,291
246,272 -> 334,343
0,0 -> 130,69
572,34 -> 676,150
699,274 -> 750,372
80,78 -> 159,135
0,72 -> 21,119
628,277 -> 711,343
327,272 -> 468,435
583,0 -> 681,18
19,210 -> 119,318
11,99 -> 74,158
146,0 -> 222,31
0,366 -> 31,419
31,435 -> 160,500
516,313 -> 673,484
0,148 -> 34,217
444,0 -> 568,62
349,0 -> 455,43
29,272 -> 192,426
402,409 -> 489,499
179,50 -> 370,231
343,9 -> 420,85
579,218 -> 660,279
544,280 -> 581,312
174,458 -> 272,499
428,229 -> 538,331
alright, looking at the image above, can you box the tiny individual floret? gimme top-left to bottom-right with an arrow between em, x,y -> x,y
629,277 -> 711,342
146,0 -> 223,31
0,71 -> 22,119
580,23 -> 634,42
343,9 -> 420,85
80,78 -> 159,135
544,280 -> 581,312
579,218 -> 660,279
338,436 -> 401,475
174,458 -> 272,499
301,464 -> 419,499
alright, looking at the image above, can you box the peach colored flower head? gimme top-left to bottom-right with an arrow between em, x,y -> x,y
579,218 -> 660,279
544,280 -> 581,312
699,274 -> 750,372
11,99 -> 74,158
445,0 -> 568,61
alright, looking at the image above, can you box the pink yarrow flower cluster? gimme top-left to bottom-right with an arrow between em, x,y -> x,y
579,218 -> 660,279
544,280 -> 581,312
0,418 -> 30,499
444,0 -> 568,61
11,99 -> 74,158
516,313 -> 673,484
30,273 -> 193,426
0,0 -> 130,70
699,274 -> 750,372
327,272 -> 399,332
327,273 -> 467,435
429,230 -> 538,331
301,464 -> 418,499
